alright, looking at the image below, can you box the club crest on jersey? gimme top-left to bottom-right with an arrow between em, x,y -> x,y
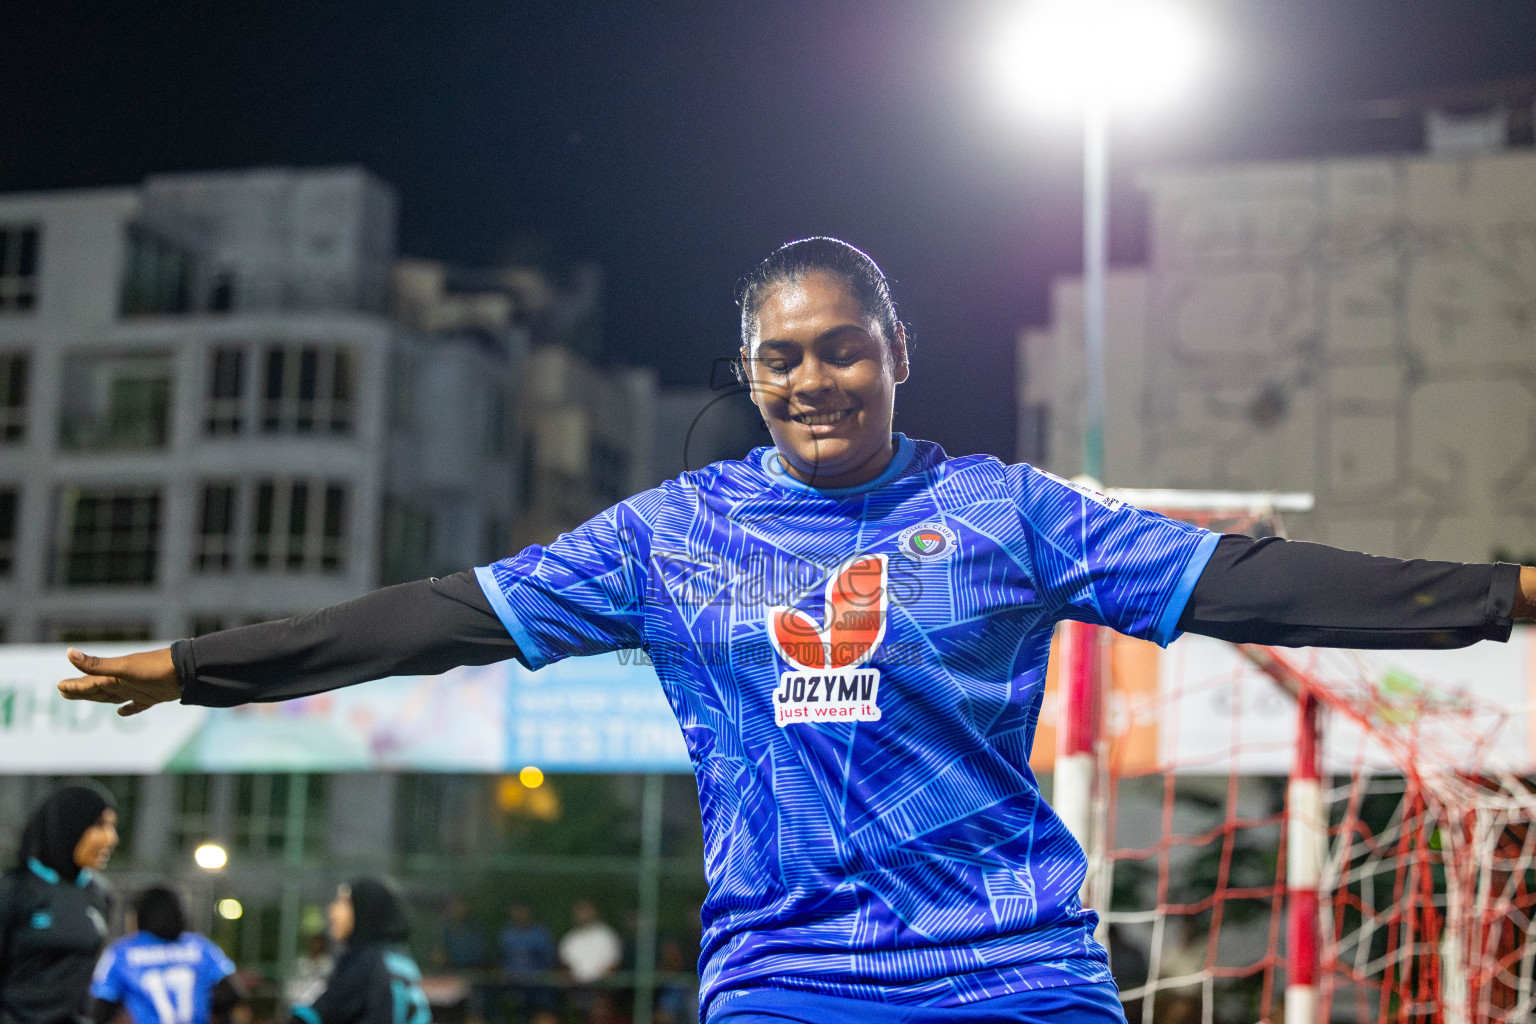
897,521 -> 958,561
768,554 -> 886,727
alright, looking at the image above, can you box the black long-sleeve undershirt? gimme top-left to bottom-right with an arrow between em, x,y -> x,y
173,573 -> 517,707
172,537 -> 1523,707
1174,535 -> 1519,648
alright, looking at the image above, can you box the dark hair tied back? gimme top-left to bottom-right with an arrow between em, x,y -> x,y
737,237 -> 906,355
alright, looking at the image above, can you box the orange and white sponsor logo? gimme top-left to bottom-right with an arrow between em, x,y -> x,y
768,554 -> 887,726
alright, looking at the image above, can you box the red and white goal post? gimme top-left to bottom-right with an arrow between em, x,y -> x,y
1044,490 -> 1536,1024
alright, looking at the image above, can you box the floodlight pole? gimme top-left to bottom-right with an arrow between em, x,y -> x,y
1082,94 -> 1108,484
1057,96 -> 1111,909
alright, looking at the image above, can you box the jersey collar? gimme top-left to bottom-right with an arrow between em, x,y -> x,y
759,433 -> 917,498
27,857 -> 93,887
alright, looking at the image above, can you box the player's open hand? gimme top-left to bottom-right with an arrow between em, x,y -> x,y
57,647 -> 181,717
1517,566 -> 1536,621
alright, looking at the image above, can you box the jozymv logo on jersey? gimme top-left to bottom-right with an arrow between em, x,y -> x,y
767,554 -> 886,727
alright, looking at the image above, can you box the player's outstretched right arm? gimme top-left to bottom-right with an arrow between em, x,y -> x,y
58,571 -> 520,716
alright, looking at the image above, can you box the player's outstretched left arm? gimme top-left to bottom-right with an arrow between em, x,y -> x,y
59,571 -> 520,715
1175,536 -> 1536,649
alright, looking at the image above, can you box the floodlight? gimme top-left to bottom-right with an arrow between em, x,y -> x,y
987,0 -> 1207,116
194,842 -> 228,871
217,898 -> 244,920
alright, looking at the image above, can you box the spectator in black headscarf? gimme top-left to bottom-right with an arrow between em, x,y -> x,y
291,877 -> 430,1024
0,783 -> 118,1024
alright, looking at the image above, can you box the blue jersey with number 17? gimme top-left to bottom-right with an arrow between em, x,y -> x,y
476,435 -> 1218,1017
92,931 -> 235,1024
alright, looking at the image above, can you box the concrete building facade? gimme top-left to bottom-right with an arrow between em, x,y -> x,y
0,166 -> 753,985
1020,147 -> 1536,562
0,167 -> 535,642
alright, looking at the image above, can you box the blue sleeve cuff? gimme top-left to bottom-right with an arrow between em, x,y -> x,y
474,564 -> 551,671
292,1005 -> 322,1024
1151,531 -> 1221,647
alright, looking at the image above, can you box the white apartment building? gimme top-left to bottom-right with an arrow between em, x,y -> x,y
0,167 -> 523,642
0,167 -> 745,979
392,258 -> 755,553
1019,138 -> 1536,563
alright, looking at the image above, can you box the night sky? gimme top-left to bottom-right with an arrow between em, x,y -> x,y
5,1 -> 1536,459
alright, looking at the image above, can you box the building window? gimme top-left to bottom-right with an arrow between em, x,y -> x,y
59,353 -> 173,451
1018,402 -> 1050,467
170,774 -> 325,859
209,271 -> 235,312
520,433 -> 537,512
233,774 -> 326,858
190,615 -> 227,637
196,483 -> 237,573
47,623 -> 153,642
591,439 -> 628,505
381,498 -> 433,585
53,487 -> 161,586
389,352 -> 417,429
0,353 -> 27,442
261,344 -> 354,435
249,479 -> 348,573
482,513 -> 509,564
485,385 -> 511,456
0,488 -> 16,575
204,347 -> 245,436
0,226 -> 39,313
120,224 -> 193,316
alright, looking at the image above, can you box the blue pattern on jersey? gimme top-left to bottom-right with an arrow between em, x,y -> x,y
711,979 -> 1126,1023
477,436 -> 1216,1015
91,931 -> 235,1024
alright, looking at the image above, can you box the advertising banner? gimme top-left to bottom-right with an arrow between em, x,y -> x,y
0,646 -> 691,774
2,630 -> 1532,775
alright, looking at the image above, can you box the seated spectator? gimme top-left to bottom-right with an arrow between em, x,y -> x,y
498,902 -> 556,1019
285,932 -> 334,1008
431,896 -> 488,972
558,900 -> 621,985
431,896 -> 490,1024
585,990 -> 630,1024
652,938 -> 696,1024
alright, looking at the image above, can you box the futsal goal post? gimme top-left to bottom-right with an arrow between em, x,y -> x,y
1049,488 -> 1536,1024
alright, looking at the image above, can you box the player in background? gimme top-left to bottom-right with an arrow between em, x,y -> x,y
60,238 -> 1536,1024
0,783 -> 118,1024
90,885 -> 245,1024
291,877 -> 430,1024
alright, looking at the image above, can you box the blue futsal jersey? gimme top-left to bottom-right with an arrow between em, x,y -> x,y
91,931 -> 235,1024
476,436 -> 1217,1016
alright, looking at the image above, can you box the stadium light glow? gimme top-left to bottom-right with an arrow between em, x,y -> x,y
985,0 -> 1207,117
216,898 -> 244,920
194,842 -> 228,871
519,765 -> 545,788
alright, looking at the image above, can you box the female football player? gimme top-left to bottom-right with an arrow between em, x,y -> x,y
60,238 -> 1536,1024
90,885 -> 246,1024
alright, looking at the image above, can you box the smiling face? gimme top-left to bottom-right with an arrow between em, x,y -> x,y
72,808 -> 118,871
742,273 -> 908,489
